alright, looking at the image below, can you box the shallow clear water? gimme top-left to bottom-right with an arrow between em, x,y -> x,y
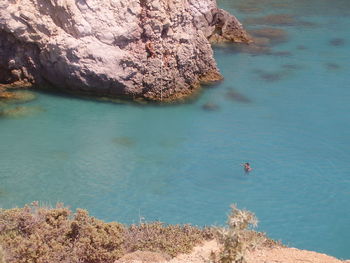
1,0 -> 350,259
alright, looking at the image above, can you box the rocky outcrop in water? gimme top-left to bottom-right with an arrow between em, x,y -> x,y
0,0 -> 250,102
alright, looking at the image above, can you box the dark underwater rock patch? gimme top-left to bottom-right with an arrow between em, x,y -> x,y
252,69 -> 286,83
234,4 -> 263,14
296,45 -> 307,50
259,73 -> 284,82
282,64 -> 302,70
252,37 -> 271,47
0,105 -> 45,118
228,43 -> 272,56
244,14 -> 297,26
249,28 -> 288,45
0,91 -> 37,104
225,88 -> 251,103
325,63 -> 341,70
232,0 -> 292,14
202,102 -> 220,111
268,51 -> 293,57
329,38 -> 346,46
244,14 -> 316,29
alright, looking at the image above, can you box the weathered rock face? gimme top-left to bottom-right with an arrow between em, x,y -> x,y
0,0 -> 250,102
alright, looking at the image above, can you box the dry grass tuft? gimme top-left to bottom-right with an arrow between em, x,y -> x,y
123,222 -> 213,257
0,202 -> 124,263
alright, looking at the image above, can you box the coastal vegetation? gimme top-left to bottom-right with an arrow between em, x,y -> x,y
0,202 -> 278,263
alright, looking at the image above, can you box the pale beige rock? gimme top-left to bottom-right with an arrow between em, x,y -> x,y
0,0 -> 249,101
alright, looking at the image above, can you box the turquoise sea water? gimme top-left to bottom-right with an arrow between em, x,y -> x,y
1,0 -> 350,259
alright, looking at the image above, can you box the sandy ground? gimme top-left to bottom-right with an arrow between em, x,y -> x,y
117,240 -> 348,263
246,247 -> 346,263
167,240 -> 219,263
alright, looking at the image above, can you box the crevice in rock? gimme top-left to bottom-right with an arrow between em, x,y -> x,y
0,30 -> 42,85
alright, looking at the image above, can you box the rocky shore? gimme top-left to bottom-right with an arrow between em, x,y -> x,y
0,0 -> 250,102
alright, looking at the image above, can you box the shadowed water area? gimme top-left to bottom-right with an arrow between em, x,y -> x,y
1,0 -> 350,259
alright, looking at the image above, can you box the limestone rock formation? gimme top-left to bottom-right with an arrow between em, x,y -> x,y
0,0 -> 250,102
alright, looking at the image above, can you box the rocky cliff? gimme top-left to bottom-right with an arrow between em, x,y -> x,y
0,0 -> 250,102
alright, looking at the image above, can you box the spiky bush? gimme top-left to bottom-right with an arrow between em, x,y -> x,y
214,204 -> 266,263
